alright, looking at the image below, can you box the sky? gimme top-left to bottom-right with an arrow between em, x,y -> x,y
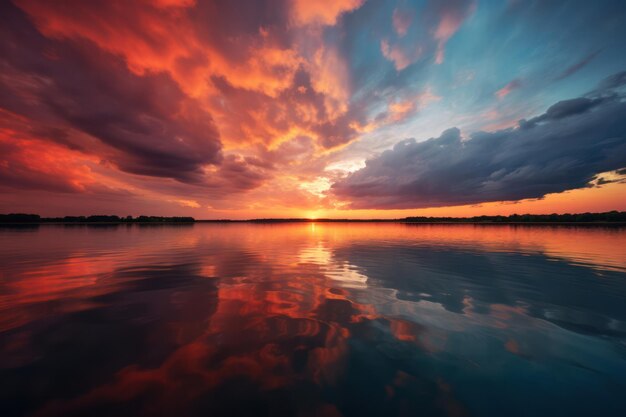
1,0 -> 625,219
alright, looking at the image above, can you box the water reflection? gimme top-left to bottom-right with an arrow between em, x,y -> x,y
1,224 -> 625,417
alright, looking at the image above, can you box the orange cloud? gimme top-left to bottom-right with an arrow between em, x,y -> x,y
15,0 -> 301,98
309,45 -> 351,119
381,39 -> 413,71
290,0 -> 364,26
387,90 -> 441,122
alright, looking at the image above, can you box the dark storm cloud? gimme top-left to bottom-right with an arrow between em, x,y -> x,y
332,75 -> 626,209
0,2 -> 222,184
595,70 -> 626,92
518,97 -> 605,128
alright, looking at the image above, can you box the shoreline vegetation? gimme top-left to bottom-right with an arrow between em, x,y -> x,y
1,211 -> 625,224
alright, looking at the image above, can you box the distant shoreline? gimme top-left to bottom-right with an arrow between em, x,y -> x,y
1,211 -> 625,225
2,222 -> 625,228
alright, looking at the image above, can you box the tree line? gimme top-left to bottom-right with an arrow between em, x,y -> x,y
1,211 -> 625,223
0,214 -> 195,223
403,211 -> 626,223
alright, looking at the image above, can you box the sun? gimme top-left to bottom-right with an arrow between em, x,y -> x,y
305,210 -> 321,220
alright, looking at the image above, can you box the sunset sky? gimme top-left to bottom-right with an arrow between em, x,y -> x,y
1,0 -> 625,219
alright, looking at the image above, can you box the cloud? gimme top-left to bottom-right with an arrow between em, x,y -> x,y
169,199 -> 201,208
392,7 -> 413,37
14,0 -> 302,98
0,0 -> 381,217
0,2 -> 223,184
290,0 -> 364,26
495,79 -> 522,99
332,76 -> 626,209
371,90 -> 442,125
0,120 -> 137,202
209,63 -> 359,150
432,0 -> 475,64
379,0 -> 474,70
0,134 -> 94,193
595,70 -> 626,92
204,154 -> 270,192
380,39 -> 421,71
555,50 -> 601,81
11,0 -> 369,154
519,97 -> 605,128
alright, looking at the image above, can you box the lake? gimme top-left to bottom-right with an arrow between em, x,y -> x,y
1,223 -> 625,417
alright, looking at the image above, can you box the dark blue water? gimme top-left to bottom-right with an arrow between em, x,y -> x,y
1,223 -> 625,416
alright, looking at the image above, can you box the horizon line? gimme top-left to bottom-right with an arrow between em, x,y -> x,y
2,211 -> 626,224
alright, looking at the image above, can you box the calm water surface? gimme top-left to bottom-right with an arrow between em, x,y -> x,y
1,223 -> 626,417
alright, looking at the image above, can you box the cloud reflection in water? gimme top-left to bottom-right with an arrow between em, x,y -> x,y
1,223 -> 625,417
